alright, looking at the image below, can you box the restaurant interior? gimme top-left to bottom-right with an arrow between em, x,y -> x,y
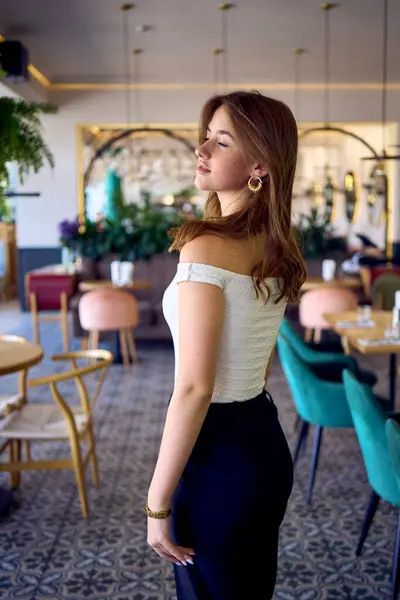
1,0 -> 400,598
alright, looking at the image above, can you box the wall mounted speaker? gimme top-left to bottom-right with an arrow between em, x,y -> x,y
0,40 -> 29,81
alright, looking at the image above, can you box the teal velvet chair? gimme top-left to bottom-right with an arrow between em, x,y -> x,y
387,419 -> 400,493
343,371 -> 400,600
386,419 -> 400,600
279,317 -> 377,387
277,333 -> 354,505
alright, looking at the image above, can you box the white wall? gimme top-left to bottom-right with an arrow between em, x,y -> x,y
11,86 -> 400,248
0,82 -> 19,98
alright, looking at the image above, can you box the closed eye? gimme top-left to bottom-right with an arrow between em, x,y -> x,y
203,137 -> 228,148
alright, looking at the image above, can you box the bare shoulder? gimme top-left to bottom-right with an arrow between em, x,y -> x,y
179,234 -> 231,267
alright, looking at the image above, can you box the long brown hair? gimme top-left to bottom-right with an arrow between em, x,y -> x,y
169,90 -> 306,304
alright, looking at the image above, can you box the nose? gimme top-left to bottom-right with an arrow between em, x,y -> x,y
195,140 -> 211,159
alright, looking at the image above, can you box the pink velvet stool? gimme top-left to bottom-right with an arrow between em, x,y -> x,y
299,287 -> 358,345
79,288 -> 139,369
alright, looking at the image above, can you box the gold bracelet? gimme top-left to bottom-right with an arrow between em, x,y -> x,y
145,499 -> 171,519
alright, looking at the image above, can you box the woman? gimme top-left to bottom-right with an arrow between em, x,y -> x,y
147,91 -> 306,600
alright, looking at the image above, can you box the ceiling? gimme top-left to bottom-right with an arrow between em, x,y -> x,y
0,0 -> 399,88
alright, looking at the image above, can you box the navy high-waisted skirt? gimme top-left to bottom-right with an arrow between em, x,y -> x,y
170,389 -> 293,600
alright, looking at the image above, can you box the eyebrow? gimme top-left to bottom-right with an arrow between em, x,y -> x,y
206,127 -> 235,141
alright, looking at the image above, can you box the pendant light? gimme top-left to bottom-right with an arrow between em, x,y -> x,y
293,48 -> 306,123
292,48 -> 307,202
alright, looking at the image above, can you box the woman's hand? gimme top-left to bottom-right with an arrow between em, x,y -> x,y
147,517 -> 195,566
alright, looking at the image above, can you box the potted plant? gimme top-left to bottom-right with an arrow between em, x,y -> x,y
58,201 -> 187,277
0,97 -> 57,217
293,207 -> 333,259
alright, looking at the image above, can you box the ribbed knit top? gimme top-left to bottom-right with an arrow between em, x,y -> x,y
162,262 -> 287,403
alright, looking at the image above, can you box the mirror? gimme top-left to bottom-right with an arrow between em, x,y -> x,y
344,171 -> 357,222
77,124 -> 204,221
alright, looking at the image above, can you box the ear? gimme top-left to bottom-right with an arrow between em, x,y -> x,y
250,163 -> 268,179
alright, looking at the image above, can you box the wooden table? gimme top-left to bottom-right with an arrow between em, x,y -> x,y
323,310 -> 398,409
0,340 -> 44,377
0,340 -> 43,513
302,276 -> 361,292
79,280 -> 152,292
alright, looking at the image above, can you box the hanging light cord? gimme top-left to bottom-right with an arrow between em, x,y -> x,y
218,4 -> 233,92
221,9 -> 228,88
294,53 -> 300,119
293,49 -> 305,121
133,50 -> 142,123
213,49 -> 222,94
122,8 -> 132,125
323,6 -> 331,127
381,0 -> 388,154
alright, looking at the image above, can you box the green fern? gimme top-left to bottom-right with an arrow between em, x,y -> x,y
0,97 -> 57,188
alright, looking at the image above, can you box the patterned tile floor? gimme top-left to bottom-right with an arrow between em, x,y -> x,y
0,314 -> 398,599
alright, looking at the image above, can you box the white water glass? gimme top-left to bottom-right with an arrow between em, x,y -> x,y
322,259 -> 336,281
357,305 -> 372,323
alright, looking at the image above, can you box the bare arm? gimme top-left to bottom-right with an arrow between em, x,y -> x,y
147,249 -> 224,511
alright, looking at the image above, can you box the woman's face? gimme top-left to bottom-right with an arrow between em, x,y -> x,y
194,106 -> 252,194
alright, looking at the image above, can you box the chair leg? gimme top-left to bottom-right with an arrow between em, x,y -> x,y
304,328 -> 313,343
60,292 -> 70,352
306,425 -> 324,506
356,490 -> 380,556
86,423 -> 99,487
30,293 -> 40,345
25,441 -> 31,461
293,421 -> 309,466
70,435 -> 89,518
13,440 -> 21,487
119,330 -> 130,370
293,414 -> 301,432
7,441 -> 18,489
341,335 -> 351,355
7,440 -> 21,489
313,328 -> 322,344
390,510 -> 400,600
89,330 -> 99,350
126,329 -> 139,364
81,337 -> 88,351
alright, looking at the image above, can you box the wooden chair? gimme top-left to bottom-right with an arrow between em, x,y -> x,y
0,349 -> 113,518
0,334 -> 29,416
79,288 -> 139,370
25,271 -> 77,351
0,334 -> 37,487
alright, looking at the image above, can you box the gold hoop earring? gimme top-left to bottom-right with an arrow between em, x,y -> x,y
248,176 -> 262,193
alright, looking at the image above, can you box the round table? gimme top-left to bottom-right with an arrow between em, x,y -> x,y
0,340 -> 44,376
0,340 -> 43,514
301,276 -> 361,292
79,280 -> 152,292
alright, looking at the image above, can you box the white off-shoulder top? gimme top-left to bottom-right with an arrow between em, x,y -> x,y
162,262 -> 287,403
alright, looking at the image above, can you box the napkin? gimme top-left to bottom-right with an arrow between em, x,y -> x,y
357,338 -> 400,347
337,320 -> 375,328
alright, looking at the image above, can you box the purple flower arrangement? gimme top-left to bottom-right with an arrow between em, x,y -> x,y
58,218 -> 80,245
